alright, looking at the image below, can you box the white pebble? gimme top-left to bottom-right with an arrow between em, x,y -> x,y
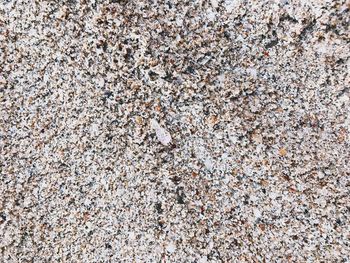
166,242 -> 176,253
151,119 -> 172,146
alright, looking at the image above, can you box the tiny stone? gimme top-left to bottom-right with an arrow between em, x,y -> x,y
166,242 -> 176,254
279,148 -> 287,156
150,119 -> 172,146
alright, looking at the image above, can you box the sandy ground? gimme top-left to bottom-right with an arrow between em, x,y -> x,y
1,0 -> 350,262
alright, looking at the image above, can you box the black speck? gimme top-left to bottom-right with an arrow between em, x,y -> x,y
149,70 -> 159,81
158,219 -> 164,228
243,194 -> 249,205
110,119 -> 120,125
299,19 -> 316,40
265,39 -> 279,49
177,195 -> 185,204
111,0 -> 127,3
104,91 -> 113,98
0,212 -> 6,222
325,24 -> 339,35
155,202 -> 163,214
170,175 -> 181,185
106,134 -> 113,141
97,41 -> 108,51
124,48 -> 133,61
224,31 -> 230,39
162,71 -> 173,82
231,238 -> 239,247
185,66 -> 195,74
105,243 -> 112,249
279,14 -> 298,23
336,58 -> 345,64
176,189 -> 186,204
102,42 -> 108,52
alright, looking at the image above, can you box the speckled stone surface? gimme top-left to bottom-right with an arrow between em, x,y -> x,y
1,0 -> 350,262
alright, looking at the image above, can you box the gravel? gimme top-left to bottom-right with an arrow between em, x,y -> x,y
1,0 -> 349,262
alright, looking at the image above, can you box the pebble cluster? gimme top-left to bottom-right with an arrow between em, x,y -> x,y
1,0 -> 349,262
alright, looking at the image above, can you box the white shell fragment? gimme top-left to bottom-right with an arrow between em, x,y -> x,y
195,144 -> 215,172
165,242 -> 176,254
150,119 -> 172,146
211,0 -> 219,8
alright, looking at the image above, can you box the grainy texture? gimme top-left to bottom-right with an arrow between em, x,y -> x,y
1,0 -> 350,262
